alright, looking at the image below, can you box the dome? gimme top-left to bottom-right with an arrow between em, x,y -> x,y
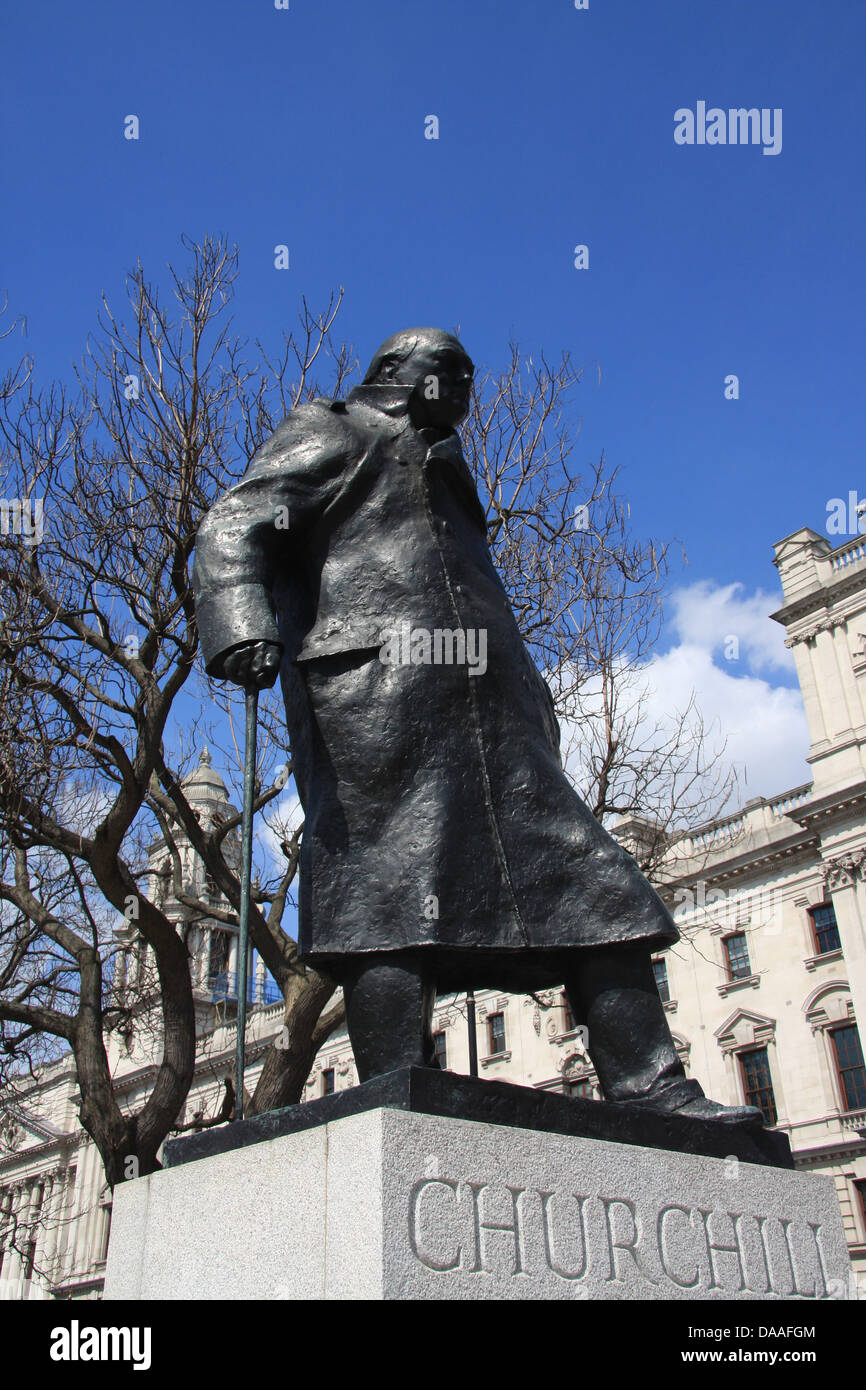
181,747 -> 230,803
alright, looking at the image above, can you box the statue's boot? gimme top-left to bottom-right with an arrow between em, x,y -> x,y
344,957 -> 437,1081
566,947 -> 764,1127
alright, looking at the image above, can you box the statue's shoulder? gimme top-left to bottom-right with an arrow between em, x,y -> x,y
269,395 -> 350,434
276,396 -> 359,438
299,395 -> 348,416
247,398 -> 360,477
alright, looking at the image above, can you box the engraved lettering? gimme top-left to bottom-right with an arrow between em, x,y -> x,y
601,1196 -> 656,1285
539,1191 -> 590,1280
806,1222 -> 831,1300
466,1182 -> 528,1275
753,1215 -> 776,1295
657,1204 -> 701,1289
696,1208 -> 747,1292
780,1217 -> 824,1299
408,1178 -> 462,1272
409,1177 -> 836,1299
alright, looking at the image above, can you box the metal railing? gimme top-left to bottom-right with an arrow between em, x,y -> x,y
208,971 -> 282,1006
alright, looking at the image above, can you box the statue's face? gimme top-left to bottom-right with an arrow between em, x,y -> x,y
389,341 -> 474,428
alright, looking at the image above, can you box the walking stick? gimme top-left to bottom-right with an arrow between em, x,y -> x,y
235,683 -> 259,1122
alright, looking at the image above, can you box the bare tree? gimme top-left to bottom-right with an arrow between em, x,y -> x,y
0,239 -> 352,1182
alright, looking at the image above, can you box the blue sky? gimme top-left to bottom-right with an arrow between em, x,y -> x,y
3,0 -> 865,802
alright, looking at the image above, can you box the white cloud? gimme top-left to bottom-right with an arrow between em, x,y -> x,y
647,579 -> 810,802
666,581 -> 793,675
559,580 -> 811,822
255,783 -> 303,873
641,640 -> 810,802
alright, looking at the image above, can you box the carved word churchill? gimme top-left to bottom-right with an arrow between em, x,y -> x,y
408,1177 -> 836,1298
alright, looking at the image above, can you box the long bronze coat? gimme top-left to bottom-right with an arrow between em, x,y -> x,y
193,384 -> 678,984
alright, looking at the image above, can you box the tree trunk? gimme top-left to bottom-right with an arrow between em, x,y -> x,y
249,971 -> 338,1115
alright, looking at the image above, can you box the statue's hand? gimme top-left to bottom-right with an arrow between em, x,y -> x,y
221,640 -> 282,689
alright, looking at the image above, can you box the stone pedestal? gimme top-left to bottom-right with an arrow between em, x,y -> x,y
104,1070 -> 851,1301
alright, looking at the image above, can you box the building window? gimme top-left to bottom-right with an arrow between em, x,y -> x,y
809,903 -> 841,956
724,933 -> 752,981
854,1179 -> 866,1234
433,1031 -> 447,1069
487,1012 -> 506,1055
562,992 -> 577,1033
652,958 -> 670,1003
565,1078 -> 594,1099
321,1068 -> 335,1097
101,1203 -> 113,1263
739,1048 -> 777,1124
208,928 -> 231,983
830,1024 -> 866,1111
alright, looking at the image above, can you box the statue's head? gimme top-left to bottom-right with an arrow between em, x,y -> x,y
363,327 -> 474,428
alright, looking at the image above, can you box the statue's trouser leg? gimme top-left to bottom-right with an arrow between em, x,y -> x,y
564,946 -> 704,1107
343,957 -> 437,1082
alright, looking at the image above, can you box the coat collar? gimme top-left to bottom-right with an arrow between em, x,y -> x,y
345,385 -> 487,531
345,385 -> 460,447
346,383 -> 469,469
346,383 -> 415,418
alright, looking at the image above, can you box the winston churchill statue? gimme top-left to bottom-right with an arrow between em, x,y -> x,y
193,327 -> 761,1127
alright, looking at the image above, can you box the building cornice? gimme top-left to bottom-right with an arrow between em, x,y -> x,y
778,608 -> 849,643
771,563 -> 866,630
659,832 -> 820,897
0,1130 -> 82,1176
3,1104 -> 66,1143
792,1136 -> 866,1164
788,783 -> 866,829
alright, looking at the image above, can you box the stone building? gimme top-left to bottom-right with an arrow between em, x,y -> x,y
2,525 -> 865,1299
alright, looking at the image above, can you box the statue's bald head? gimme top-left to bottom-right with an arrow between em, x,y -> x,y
362,327 -> 474,429
363,327 -> 470,384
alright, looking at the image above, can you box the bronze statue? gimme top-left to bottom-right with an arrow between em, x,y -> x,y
193,327 -> 761,1126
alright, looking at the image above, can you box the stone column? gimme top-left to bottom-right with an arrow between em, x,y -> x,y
254,951 -> 267,1004
1,1184 -> 24,1299
813,628 -> 850,745
77,1148 -> 106,1280
823,856 -> 866,1044
834,621 -> 865,733
785,637 -> 828,753
53,1166 -> 75,1286
69,1158 -> 96,1278
33,1175 -> 56,1298
16,1181 -> 37,1299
